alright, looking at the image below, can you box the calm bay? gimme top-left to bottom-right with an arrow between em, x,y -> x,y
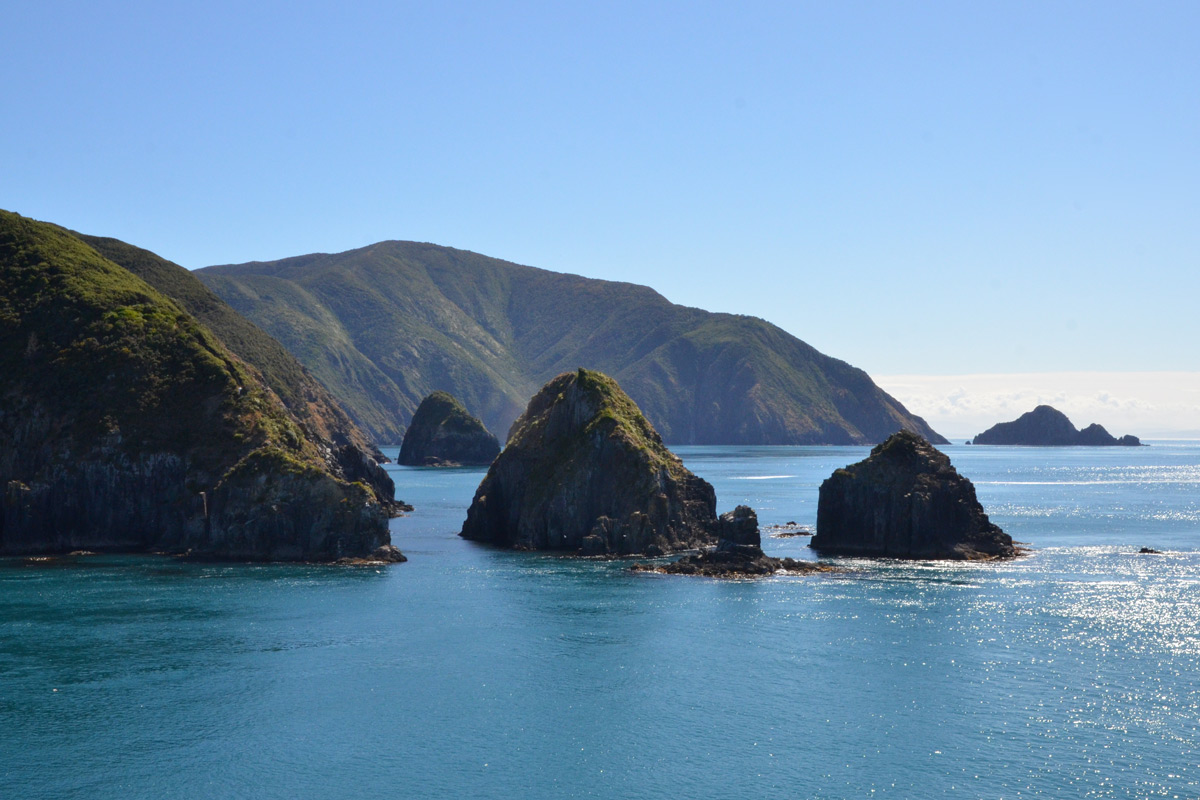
3,443 -> 1198,798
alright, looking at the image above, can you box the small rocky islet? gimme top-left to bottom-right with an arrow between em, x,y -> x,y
460,368 -> 721,556
811,430 -> 1018,560
632,506 -> 838,577
398,391 -> 500,467
971,405 -> 1141,446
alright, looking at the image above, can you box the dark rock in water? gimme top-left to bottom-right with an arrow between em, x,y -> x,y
399,391 -> 500,467
632,505 -> 839,578
633,549 -> 838,578
811,431 -> 1017,560
973,405 -> 1142,446
460,369 -> 719,556
1138,547 -> 1162,554
717,505 -> 760,549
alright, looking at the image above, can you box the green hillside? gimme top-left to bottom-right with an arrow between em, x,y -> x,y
0,211 -> 396,560
74,233 -> 399,510
199,241 -> 946,445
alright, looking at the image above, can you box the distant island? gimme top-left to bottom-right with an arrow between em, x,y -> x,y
971,405 -> 1142,446
197,241 -> 946,446
398,391 -> 499,466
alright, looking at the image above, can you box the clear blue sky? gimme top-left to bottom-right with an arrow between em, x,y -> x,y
4,0 -> 1197,376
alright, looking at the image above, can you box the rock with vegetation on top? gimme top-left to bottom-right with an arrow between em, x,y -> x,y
398,391 -> 500,466
74,231 -> 407,516
459,369 -> 718,556
0,210 -> 403,563
973,405 -> 1142,446
633,505 -> 838,577
811,431 -> 1017,560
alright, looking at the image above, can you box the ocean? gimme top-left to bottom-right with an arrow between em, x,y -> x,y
2,443 -> 1198,798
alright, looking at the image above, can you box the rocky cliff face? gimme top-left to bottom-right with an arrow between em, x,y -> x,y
398,391 -> 500,466
972,405 -> 1142,446
812,431 -> 1016,560
0,210 -> 402,562
460,369 -> 718,556
74,232 -> 405,516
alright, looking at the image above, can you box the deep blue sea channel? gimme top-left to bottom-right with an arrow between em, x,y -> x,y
3,442 -> 1199,799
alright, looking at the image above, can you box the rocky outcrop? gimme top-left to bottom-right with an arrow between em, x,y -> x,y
632,506 -> 837,577
972,405 -> 1142,446
74,232 -> 406,516
811,431 -> 1016,560
398,391 -> 500,466
459,369 -> 718,556
0,210 -> 402,562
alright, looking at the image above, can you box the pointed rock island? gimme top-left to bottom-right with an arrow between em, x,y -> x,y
398,391 -> 500,467
812,431 -> 1017,560
971,405 -> 1141,446
460,369 -> 719,556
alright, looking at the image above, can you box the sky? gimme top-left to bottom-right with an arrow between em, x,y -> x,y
3,1 -> 1198,432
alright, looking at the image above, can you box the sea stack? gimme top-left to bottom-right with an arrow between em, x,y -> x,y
398,391 -> 500,466
973,405 -> 1142,446
460,368 -> 718,556
812,431 -> 1016,560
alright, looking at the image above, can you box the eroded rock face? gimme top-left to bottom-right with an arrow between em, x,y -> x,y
812,431 -> 1016,560
459,369 -> 718,556
973,405 -> 1142,446
398,392 -> 500,467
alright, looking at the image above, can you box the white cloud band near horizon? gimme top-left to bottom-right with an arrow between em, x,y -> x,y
872,372 -> 1200,441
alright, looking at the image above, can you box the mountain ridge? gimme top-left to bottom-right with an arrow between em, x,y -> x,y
198,240 -> 947,446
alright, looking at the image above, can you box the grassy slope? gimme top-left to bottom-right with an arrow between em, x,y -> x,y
0,210 -> 333,485
74,233 -> 384,457
199,241 -> 946,445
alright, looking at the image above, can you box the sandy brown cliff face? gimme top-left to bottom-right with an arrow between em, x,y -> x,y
460,369 -> 718,556
0,210 -> 400,562
812,431 -> 1016,560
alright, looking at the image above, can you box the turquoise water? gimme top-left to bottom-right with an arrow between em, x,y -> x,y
3,443 -> 1199,798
